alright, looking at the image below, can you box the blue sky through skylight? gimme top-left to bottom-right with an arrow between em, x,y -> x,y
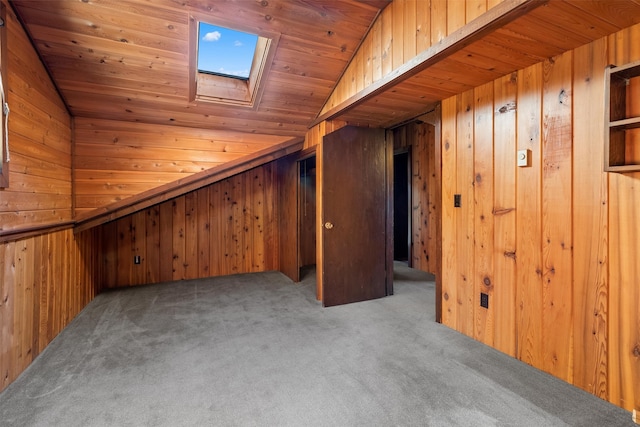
197,23 -> 259,79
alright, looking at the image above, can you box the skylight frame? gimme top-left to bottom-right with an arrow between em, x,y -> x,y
189,15 -> 279,110
196,22 -> 258,81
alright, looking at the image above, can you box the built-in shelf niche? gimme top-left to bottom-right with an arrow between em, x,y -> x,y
605,60 -> 640,172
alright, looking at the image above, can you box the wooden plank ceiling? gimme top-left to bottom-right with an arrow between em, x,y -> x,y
11,0 -> 389,140
12,0 -> 640,139
316,0 -> 640,128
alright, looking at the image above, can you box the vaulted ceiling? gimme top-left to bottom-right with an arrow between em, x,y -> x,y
12,0 -> 390,139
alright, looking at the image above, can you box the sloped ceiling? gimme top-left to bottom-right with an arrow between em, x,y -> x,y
11,0 -> 390,138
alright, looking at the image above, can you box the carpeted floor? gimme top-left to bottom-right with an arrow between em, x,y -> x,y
0,264 -> 634,426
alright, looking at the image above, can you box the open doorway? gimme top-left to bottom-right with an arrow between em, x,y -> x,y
393,151 -> 410,263
298,156 -> 316,272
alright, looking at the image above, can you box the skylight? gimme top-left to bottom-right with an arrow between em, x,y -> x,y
197,23 -> 258,80
189,17 -> 279,109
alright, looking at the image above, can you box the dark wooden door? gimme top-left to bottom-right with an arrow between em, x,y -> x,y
322,126 -> 391,307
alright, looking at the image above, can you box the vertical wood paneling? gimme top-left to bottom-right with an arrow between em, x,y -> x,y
184,191 -> 198,279
541,51 -> 573,381
515,62 -> 543,367
392,0 -> 404,71
446,0 -> 465,37
607,24 -> 640,413
0,228 -> 101,393
473,81 -> 494,345
403,0 -> 417,63
492,72 -> 517,356
456,90 -> 475,338
572,38 -> 608,399
197,188 -> 210,278
466,0 -> 486,22
146,205 -> 161,284
100,164 -> 281,289
440,25 -> 640,412
416,0 -> 431,53
431,0 -> 447,44
172,197 -> 186,281
441,96 -> 457,327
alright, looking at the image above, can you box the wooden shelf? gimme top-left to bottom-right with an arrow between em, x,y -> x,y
605,60 -> 640,172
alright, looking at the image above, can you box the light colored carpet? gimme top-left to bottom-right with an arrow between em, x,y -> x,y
0,264 -> 633,426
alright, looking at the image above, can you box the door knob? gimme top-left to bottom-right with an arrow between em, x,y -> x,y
324,222 -> 334,230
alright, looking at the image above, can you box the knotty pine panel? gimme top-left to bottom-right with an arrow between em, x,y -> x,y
440,24 -> 640,413
0,0 -> 72,231
73,118 -> 293,213
320,0 -> 506,115
0,227 -> 101,393
100,164 -> 279,288
572,38 -> 608,401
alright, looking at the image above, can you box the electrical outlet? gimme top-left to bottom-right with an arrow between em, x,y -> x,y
134,255 -> 141,265
480,293 -> 489,309
454,194 -> 461,208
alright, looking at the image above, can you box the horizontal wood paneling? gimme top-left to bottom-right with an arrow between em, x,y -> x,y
0,0 -> 72,232
320,0 -> 505,115
99,163 -> 279,288
0,227 -> 102,393
73,118 -> 295,213
440,25 -> 640,413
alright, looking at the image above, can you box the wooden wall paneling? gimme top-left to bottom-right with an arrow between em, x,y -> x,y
116,215 -> 133,287
371,16 -> 383,82
236,174 -> 248,274
515,62 -> 543,367
363,27 -> 373,90
572,38 -> 608,399
425,122 -> 438,275
607,24 -> 640,413
467,0 -> 487,22
403,0 -> 417,63
146,205 -> 161,284
131,211 -> 147,285
411,123 -> 426,271
381,4 -> 393,77
157,201 -> 173,284
1,2 -> 72,231
541,51 -> 573,381
171,197 -> 186,281
1,240 -> 15,388
0,228 -> 101,394
184,191 -> 198,280
456,90 -> 475,338
196,187 -> 210,278
263,163 -> 278,271
440,96 -> 457,327
431,0 -> 447,45
492,72 -> 517,357
209,182 -> 223,278
276,153 -> 299,282
101,220 -> 117,288
446,0 -> 466,37
473,81 -> 495,345
416,0 -> 431,53
392,0 -> 405,71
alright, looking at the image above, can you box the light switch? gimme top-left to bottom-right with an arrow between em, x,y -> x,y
517,149 -> 530,167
